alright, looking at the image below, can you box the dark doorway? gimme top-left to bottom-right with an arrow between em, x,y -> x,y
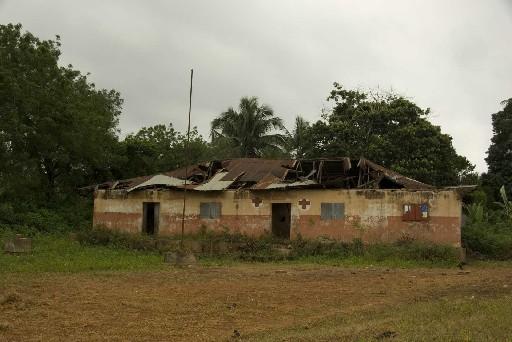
272,203 -> 291,239
143,202 -> 160,235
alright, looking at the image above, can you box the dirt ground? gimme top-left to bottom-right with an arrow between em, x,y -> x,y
1,264 -> 512,341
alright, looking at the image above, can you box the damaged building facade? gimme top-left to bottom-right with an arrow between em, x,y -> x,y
92,158 -> 465,247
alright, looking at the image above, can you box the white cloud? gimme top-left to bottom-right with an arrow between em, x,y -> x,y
1,0 -> 511,172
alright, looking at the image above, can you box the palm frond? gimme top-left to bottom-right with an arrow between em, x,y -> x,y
494,186 -> 512,221
463,202 -> 486,224
211,96 -> 285,157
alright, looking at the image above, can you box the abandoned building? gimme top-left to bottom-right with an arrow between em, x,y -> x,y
92,158 -> 468,247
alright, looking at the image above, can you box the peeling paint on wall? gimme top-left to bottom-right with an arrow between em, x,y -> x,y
93,188 -> 462,247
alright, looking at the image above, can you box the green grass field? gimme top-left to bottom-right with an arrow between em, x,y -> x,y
0,232 -> 460,273
0,233 -> 164,273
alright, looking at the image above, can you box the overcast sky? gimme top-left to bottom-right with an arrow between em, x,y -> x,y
1,1 -> 511,172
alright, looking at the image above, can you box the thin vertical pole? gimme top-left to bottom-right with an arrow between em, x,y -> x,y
180,69 -> 193,249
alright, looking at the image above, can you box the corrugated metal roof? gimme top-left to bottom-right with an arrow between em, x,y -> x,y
219,158 -> 295,182
90,157 -> 440,192
194,172 -> 234,191
357,158 -> 434,190
165,164 -> 206,179
265,179 -> 318,189
127,174 -> 186,192
250,174 -> 282,190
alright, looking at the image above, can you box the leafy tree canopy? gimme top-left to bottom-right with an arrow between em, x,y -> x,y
484,98 -> 512,195
0,23 -> 122,203
211,96 -> 286,158
303,83 -> 474,186
119,123 -> 210,178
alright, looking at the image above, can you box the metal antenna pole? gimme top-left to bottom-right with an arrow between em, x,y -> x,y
180,69 -> 193,250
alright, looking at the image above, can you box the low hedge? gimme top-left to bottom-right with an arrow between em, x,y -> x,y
76,227 -> 459,264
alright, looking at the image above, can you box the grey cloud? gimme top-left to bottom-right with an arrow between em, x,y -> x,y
1,0 -> 511,172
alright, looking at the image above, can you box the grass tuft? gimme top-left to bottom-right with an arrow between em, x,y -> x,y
0,292 -> 21,305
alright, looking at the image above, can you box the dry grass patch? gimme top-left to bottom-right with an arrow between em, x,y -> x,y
1,264 -> 512,341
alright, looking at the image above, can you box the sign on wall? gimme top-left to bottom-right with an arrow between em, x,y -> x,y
298,198 -> 311,210
252,197 -> 263,208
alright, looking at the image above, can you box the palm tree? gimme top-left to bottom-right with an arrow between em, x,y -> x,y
286,116 -> 311,158
211,97 -> 285,157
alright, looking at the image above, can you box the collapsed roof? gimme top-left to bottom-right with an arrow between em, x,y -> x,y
94,157 -> 434,192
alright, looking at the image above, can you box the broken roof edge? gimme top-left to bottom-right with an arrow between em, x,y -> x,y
194,172 -> 234,191
357,158 -> 434,190
88,157 -> 446,193
126,174 -> 189,192
443,184 -> 478,196
96,186 -> 471,195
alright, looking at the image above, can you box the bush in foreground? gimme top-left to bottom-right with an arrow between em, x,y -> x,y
76,227 -> 158,251
76,227 -> 459,265
461,200 -> 512,260
463,221 -> 512,260
0,199 -> 92,234
290,237 -> 458,264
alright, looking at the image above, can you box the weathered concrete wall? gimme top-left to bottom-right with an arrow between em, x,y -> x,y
93,188 -> 462,246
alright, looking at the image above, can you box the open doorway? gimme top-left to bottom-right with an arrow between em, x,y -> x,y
271,203 -> 291,239
142,202 -> 160,235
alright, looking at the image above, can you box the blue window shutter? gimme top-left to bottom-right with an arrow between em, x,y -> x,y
321,203 -> 331,220
210,203 -> 221,218
333,203 -> 345,219
200,203 -> 210,218
321,203 -> 345,220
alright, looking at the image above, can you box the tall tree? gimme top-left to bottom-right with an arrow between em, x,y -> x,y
119,124 -> 209,178
0,23 -> 122,202
286,116 -> 311,158
305,83 -> 474,186
211,96 -> 285,157
485,98 -> 512,195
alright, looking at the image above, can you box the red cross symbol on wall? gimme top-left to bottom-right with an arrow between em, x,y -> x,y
298,198 -> 310,209
252,197 -> 262,208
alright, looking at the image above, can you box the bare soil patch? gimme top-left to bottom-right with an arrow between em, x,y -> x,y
1,265 -> 511,341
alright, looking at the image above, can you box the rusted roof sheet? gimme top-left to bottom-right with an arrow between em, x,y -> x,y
165,164 -> 207,179
90,157 -> 438,192
219,158 -> 295,182
357,158 -> 434,190
250,174 -> 282,190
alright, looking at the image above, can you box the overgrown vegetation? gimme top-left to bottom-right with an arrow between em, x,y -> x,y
0,199 -> 92,234
497,185 -> 512,220
74,227 -> 459,267
462,187 -> 512,259
463,224 -> 512,260
0,228 -> 460,273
